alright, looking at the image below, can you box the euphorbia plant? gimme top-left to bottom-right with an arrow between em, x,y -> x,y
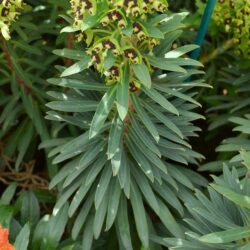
44,0 -> 207,249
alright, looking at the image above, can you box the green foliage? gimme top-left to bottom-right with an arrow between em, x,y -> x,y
200,63 -> 250,173
160,165 -> 250,249
0,183 -> 75,249
0,0 -> 68,175
43,1 -> 209,249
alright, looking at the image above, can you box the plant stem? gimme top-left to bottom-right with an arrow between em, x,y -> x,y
0,35 -> 28,89
200,39 -> 234,65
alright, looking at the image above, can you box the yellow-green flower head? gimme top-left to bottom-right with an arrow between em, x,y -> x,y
70,0 -> 168,28
213,0 -> 250,58
0,0 -> 24,40
70,0 -> 168,85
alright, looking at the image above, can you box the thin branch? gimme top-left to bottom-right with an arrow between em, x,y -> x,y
0,35 -> 28,88
200,39 -> 234,65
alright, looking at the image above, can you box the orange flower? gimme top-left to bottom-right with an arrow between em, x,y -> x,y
0,225 -> 15,250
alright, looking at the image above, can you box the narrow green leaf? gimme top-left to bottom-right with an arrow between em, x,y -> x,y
95,165 -> 112,209
0,95 -> 19,124
31,216 -> 48,250
69,154 -> 107,217
60,245 -> 75,250
21,191 -> 40,225
143,101 -> 183,139
49,157 -> 80,189
15,121 -> 34,170
126,136 -> 154,182
200,226 -> 250,244
61,26 -> 80,33
154,30 -> 182,57
53,180 -> 81,215
118,151 -> 131,198
147,55 -> 186,73
157,199 -> 184,238
47,78 -> 108,91
154,182 -> 184,216
55,136 -> 99,164
32,101 -> 51,145
116,62 -> 130,120
142,22 -> 164,39
39,138 -> 71,150
164,45 -> 199,58
61,57 -> 91,77
157,126 -> 191,148
104,50 -> 116,70
131,94 -> 160,142
239,243 -> 250,250
166,58 -> 203,67
93,188 -> 109,239
133,61 -> 151,88
116,195 -> 133,250
163,238 -> 209,249
45,204 -> 69,249
211,184 -> 250,210
14,223 -> 30,250
68,178 -> 92,218
89,85 -> 117,138
143,87 -> 179,115
130,113 -> 161,157
13,40 -> 42,56
85,153 -> 107,186
130,182 -> 149,248
46,100 -> 97,112
154,85 -> 201,107
158,12 -> 187,34
168,166 -> 194,189
108,113 -> 124,159
62,141 -> 106,187
240,149 -> 250,170
82,215 -> 94,250
128,129 -> 167,174
61,131 -> 89,154
132,168 -> 159,215
0,183 -> 17,205
71,193 -> 94,240
105,178 -> 121,230
53,49 -> 86,60
52,140 -> 93,164
111,144 -> 123,176
4,119 -> 27,157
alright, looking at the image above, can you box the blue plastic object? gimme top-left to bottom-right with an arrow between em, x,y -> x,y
190,0 -> 217,60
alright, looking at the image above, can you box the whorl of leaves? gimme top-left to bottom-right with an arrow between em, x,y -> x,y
161,164 -> 250,250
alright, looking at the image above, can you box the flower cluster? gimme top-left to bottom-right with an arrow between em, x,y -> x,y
70,0 -> 168,28
0,0 -> 24,40
0,225 -> 15,250
213,0 -> 250,58
70,0 -> 168,86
